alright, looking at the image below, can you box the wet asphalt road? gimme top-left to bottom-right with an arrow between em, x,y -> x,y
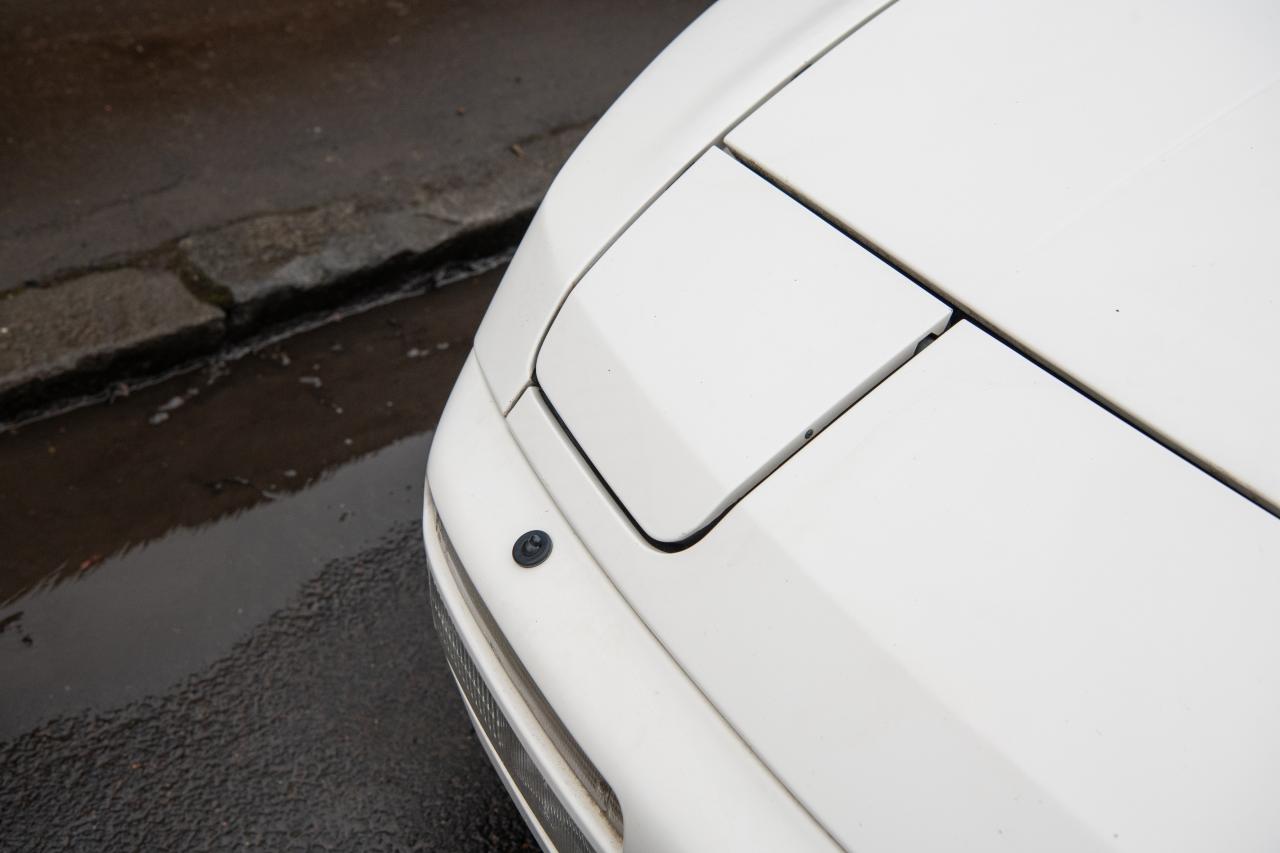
0,271 -> 543,850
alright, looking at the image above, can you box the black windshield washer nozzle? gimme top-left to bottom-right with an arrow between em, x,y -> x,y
513,529 -> 552,567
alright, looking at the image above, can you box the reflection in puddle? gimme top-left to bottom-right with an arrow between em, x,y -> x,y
0,433 -> 431,739
0,268 -> 501,739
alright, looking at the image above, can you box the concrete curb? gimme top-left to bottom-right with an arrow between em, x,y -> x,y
0,123 -> 586,423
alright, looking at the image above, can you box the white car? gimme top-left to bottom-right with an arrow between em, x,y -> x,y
422,0 -> 1280,850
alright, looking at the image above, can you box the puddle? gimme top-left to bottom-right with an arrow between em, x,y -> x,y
0,434 -> 430,739
0,268 -> 500,737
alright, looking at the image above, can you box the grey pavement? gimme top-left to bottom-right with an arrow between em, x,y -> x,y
1,0 -> 706,288
0,268 -> 225,413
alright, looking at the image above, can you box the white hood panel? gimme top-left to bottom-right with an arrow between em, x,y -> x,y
497,0 -> 1280,845
509,322 -> 1280,851
537,149 -> 948,543
728,0 -> 1280,513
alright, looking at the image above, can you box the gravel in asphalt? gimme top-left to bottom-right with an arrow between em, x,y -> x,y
0,269 -> 537,850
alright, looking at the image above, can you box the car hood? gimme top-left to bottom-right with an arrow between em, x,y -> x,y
504,0 -> 1280,848
514,319 -> 1280,851
726,0 -> 1280,514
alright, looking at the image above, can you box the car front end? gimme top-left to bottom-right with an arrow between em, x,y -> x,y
424,0 -> 1280,850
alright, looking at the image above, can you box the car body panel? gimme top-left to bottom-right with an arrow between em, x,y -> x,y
537,148 -> 949,543
434,0 -> 1280,847
727,0 -> 1280,513
426,355 -> 839,852
473,0 -> 896,412
509,322 -> 1280,851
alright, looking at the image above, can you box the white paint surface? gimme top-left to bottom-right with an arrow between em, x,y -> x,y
538,149 -> 948,542
512,323 -> 1280,851
438,0 -> 1280,846
427,356 -> 839,852
728,0 -> 1280,512
474,0 -> 896,410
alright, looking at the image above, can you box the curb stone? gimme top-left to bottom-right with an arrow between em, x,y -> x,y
0,123 -> 589,423
0,269 -> 225,416
178,202 -> 464,332
180,123 -> 585,333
